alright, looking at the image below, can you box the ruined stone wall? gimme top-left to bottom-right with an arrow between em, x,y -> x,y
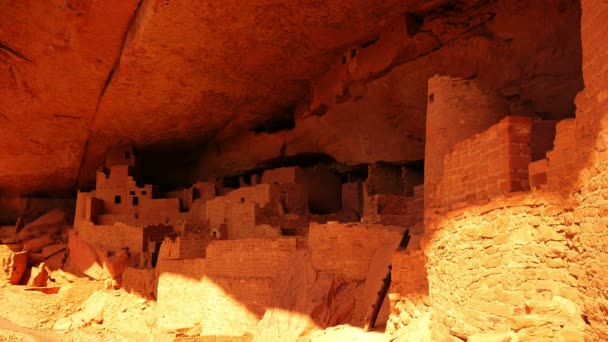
341,180 -> 363,216
530,120 -> 557,161
413,113 -> 604,340
175,235 -> 207,259
438,116 -> 532,207
157,257 -> 274,336
75,222 -> 144,255
424,76 -> 509,211
261,167 -> 305,185
362,184 -> 424,233
365,163 -> 405,196
154,223 -> 406,337
309,222 -> 403,281
224,184 -> 280,208
156,239 -> 296,335
529,119 -> 578,193
121,267 -> 157,299
395,5 -> 608,337
425,193 -> 584,341
204,238 -> 296,279
568,0 -> 608,338
386,244 -> 429,341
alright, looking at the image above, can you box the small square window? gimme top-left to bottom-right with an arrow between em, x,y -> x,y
142,190 -> 147,195
114,195 -> 121,204
129,191 -> 135,195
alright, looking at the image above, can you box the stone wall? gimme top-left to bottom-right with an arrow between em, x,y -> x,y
154,223 -> 408,337
568,0 -> 608,339
529,119 -> 578,193
424,76 -> 509,210
425,193 -> 584,341
156,238 -> 297,335
362,185 -> 424,233
386,243 -> 429,341
530,120 -> 557,161
157,257 -> 273,336
309,222 -> 403,281
121,267 -> 157,299
438,116 -> 532,207
388,3 -> 608,338
204,238 -> 296,279
75,222 -> 144,256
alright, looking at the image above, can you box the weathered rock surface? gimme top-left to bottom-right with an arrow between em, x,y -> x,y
16,209 -> 66,242
1,0 -> 583,194
195,0 -> 583,179
0,0 -> 455,195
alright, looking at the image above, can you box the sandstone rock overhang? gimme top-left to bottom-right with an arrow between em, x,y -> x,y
0,0 -> 582,196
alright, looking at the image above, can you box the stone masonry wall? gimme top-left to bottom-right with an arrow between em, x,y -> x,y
309,222 -> 404,281
156,238 -> 297,335
76,221 -> 144,255
568,0 -> 608,339
204,238 -> 296,279
529,119 -> 577,193
438,116 -> 532,206
386,241 -> 430,341
425,193 -> 584,341
416,15 -> 608,336
398,6 -> 608,338
424,76 -> 509,211
155,224 -> 409,338
156,257 -> 274,336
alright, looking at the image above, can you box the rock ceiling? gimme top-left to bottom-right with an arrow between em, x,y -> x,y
0,0 -> 582,195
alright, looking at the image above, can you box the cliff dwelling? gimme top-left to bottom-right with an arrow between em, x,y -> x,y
1,0 -> 607,341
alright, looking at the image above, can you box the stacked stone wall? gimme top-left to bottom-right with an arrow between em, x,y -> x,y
425,193 -> 584,341
309,222 -> 403,281
567,0 -> 608,339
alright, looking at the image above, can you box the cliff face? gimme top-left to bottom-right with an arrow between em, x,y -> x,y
0,0 -> 582,195
2,1 -> 608,341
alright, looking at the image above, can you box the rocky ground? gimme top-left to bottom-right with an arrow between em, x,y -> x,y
0,278 -> 387,342
0,278 -> 157,341
0,207 -> 393,341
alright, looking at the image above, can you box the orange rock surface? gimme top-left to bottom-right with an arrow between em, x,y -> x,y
1,0 -> 608,341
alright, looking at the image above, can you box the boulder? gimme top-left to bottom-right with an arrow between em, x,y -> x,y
71,291 -> 110,328
0,249 -> 28,285
27,263 -> 49,287
67,230 -> 107,280
67,230 -> 131,281
22,235 -> 55,253
17,209 -> 66,241
42,244 -> 67,259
